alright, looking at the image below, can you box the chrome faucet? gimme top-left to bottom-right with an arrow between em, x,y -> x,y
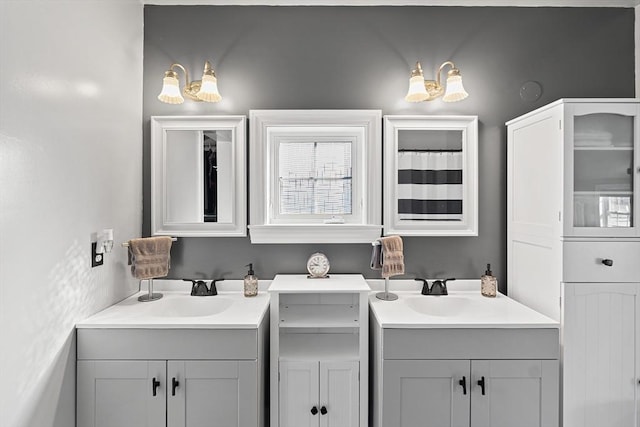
183,278 -> 224,296
415,278 -> 455,296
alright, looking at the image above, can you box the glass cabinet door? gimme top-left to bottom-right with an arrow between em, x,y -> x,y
570,108 -> 637,236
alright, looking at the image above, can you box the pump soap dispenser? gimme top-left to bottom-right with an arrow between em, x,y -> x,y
481,264 -> 497,297
244,263 -> 258,297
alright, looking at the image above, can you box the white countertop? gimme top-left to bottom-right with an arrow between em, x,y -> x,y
76,278 -> 556,330
269,274 -> 371,293
76,280 -> 270,329
368,280 -> 558,329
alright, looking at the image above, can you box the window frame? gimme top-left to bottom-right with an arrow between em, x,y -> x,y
249,110 -> 382,243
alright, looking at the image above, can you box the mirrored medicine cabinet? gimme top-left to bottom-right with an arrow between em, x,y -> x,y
384,115 -> 478,236
150,116 -> 246,237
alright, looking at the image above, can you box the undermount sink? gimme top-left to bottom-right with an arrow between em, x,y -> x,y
147,295 -> 234,317
404,295 -> 473,317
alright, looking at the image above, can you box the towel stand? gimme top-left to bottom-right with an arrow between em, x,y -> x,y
122,237 -> 177,302
371,239 -> 399,301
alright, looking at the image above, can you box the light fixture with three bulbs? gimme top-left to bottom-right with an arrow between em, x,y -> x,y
157,61 -> 222,104
405,61 -> 468,103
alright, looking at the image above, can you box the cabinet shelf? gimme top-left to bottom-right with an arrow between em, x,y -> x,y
279,333 -> 359,361
574,146 -> 633,151
279,304 -> 359,328
574,191 -> 632,196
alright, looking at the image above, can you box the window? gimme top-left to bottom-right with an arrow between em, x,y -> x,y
249,110 -> 381,243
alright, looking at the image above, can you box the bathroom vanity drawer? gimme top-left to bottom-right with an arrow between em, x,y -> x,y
383,328 -> 559,360
563,241 -> 640,283
77,328 -> 257,360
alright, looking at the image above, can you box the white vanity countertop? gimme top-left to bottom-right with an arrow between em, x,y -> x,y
368,280 -> 559,329
76,280 -> 270,329
269,274 -> 370,293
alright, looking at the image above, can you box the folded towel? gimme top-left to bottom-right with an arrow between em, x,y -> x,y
380,235 -> 405,278
370,242 -> 383,270
128,236 -> 173,280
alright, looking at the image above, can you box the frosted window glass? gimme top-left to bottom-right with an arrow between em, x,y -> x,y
278,142 -> 352,215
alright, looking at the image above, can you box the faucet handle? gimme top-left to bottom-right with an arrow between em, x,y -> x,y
208,278 -> 224,296
415,278 -> 430,295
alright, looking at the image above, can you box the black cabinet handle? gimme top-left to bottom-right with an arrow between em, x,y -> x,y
458,376 -> 467,395
152,377 -> 160,397
320,406 -> 328,415
311,406 -> 318,415
602,259 -> 614,267
172,377 -> 180,396
477,376 -> 486,395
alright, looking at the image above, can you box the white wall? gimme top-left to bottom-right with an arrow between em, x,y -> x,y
0,1 -> 143,426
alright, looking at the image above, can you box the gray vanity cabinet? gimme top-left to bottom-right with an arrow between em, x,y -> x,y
76,327 -> 267,427
78,359 -> 256,427
371,324 -> 560,427
383,359 -> 558,427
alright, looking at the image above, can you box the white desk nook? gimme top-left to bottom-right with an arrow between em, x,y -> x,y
268,274 -> 370,427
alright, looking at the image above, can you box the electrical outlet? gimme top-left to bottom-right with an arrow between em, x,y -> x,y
91,242 -> 104,267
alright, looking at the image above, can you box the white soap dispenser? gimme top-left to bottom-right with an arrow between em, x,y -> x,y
244,263 -> 258,297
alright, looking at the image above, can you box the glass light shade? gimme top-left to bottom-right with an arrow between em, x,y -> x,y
405,75 -> 429,102
442,74 -> 469,103
196,74 -> 222,102
157,76 -> 184,104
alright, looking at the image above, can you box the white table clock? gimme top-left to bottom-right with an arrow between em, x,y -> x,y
306,252 -> 330,278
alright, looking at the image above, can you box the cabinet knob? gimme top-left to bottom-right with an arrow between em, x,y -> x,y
310,406 -> 318,415
320,406 -> 328,415
152,377 -> 160,397
172,377 -> 180,396
477,376 -> 486,395
602,259 -> 614,267
458,376 -> 467,395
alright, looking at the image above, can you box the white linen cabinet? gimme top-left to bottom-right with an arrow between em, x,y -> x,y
269,274 -> 370,427
507,98 -> 640,427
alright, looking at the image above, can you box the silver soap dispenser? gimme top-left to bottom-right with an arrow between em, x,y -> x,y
244,263 -> 258,297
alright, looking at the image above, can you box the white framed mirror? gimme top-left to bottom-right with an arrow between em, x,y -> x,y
150,116 -> 246,237
384,115 -> 478,236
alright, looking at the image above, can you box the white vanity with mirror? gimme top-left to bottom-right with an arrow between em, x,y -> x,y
150,116 -> 246,237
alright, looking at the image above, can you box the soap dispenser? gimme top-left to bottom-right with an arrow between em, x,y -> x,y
481,264 -> 497,297
244,263 -> 258,297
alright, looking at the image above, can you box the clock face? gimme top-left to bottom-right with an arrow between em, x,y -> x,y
307,252 -> 330,278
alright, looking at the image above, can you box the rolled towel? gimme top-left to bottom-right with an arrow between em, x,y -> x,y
128,236 -> 173,280
380,235 -> 405,278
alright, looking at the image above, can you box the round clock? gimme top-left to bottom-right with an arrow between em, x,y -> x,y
307,252 -> 330,278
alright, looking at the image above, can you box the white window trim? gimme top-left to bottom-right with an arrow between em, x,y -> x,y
249,110 -> 382,243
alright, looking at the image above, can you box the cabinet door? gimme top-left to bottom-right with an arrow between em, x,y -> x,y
319,361 -> 359,427
563,282 -> 639,427
470,360 -> 558,427
383,360 -> 470,427
280,361 -> 320,427
564,102 -> 640,237
77,360 -> 166,427
167,360 -> 257,427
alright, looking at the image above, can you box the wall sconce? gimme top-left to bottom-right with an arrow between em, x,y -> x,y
405,61 -> 468,103
157,61 -> 222,104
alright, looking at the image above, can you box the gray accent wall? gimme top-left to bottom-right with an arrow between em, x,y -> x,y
143,6 -> 634,290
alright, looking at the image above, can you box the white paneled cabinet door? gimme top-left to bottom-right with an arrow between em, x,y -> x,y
77,360 -> 166,427
167,360 -> 257,427
470,360 -> 559,427
280,361 -> 320,427
563,282 -> 639,427
319,361 -> 359,427
383,360 -> 470,427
